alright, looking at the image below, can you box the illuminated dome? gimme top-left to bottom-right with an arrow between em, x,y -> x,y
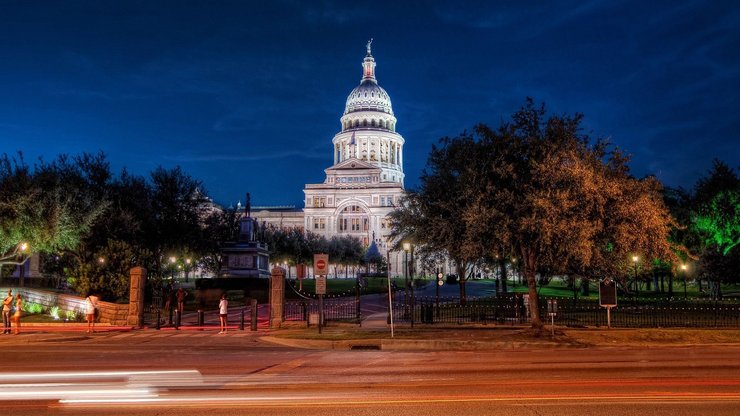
344,80 -> 393,115
343,42 -> 393,116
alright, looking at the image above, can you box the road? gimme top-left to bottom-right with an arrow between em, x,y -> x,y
1,331 -> 739,415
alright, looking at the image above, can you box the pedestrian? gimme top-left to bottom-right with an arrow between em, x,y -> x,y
2,289 -> 12,334
218,293 -> 228,334
85,295 -> 98,333
12,294 -> 22,335
176,287 -> 188,314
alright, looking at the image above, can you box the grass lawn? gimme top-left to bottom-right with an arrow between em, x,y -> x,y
287,276 -> 407,297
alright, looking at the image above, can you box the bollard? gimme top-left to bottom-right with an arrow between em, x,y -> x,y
240,308 -> 245,330
250,299 -> 258,331
156,308 -> 161,330
174,309 -> 180,330
197,310 -> 204,330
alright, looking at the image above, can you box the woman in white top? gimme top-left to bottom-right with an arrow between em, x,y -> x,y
85,296 -> 97,333
218,294 -> 228,334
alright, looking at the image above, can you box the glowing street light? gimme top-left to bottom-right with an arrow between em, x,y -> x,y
98,257 -> 105,265
632,256 -> 639,298
402,242 -> 411,312
681,264 -> 688,299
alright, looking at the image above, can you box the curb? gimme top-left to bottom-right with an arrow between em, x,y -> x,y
259,335 -> 573,351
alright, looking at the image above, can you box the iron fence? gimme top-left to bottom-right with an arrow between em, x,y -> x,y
390,295 -> 740,328
285,297 -> 361,324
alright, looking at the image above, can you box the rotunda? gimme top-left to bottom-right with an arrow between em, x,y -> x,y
332,40 -> 405,186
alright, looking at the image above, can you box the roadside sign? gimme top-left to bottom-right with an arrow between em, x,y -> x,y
315,275 -> 327,295
599,278 -> 617,307
313,254 -> 328,276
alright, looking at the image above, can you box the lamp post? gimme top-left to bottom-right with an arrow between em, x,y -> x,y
632,256 -> 639,298
681,264 -> 688,299
169,256 -> 177,281
511,258 -> 517,286
185,258 -> 192,282
18,242 -> 29,288
403,242 -> 410,313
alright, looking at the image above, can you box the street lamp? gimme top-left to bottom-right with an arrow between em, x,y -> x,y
632,256 -> 639,298
403,242 -> 411,312
681,264 -> 688,299
185,258 -> 192,282
511,258 -> 517,286
18,242 -> 29,287
169,256 -> 177,281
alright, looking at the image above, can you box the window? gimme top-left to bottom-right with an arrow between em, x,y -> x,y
313,218 -> 326,230
313,197 -> 326,207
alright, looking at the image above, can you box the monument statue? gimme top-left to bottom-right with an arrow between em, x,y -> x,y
366,38 -> 373,55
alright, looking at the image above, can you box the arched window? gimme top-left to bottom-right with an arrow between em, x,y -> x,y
338,205 -> 368,233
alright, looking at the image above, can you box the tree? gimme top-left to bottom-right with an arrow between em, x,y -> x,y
393,99 -> 678,329
690,160 -> 740,296
389,135 -> 480,303
469,100 -> 676,328
0,153 -> 108,286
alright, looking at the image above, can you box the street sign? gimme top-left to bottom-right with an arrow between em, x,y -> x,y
599,278 -> 618,307
313,254 -> 328,276
315,275 -> 327,295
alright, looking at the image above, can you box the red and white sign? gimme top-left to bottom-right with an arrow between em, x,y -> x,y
313,254 -> 328,276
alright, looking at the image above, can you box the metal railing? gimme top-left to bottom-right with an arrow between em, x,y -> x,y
285,298 -> 361,324
390,295 -> 740,328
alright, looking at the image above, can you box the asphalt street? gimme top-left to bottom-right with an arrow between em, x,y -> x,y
1,331 -> 739,415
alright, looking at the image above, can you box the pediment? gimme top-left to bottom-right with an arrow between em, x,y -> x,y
326,158 -> 380,172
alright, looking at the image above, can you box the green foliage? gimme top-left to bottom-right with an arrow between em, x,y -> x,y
23,302 -> 43,314
49,305 -> 60,320
65,309 -> 79,321
0,153 -> 108,259
693,190 -> 739,256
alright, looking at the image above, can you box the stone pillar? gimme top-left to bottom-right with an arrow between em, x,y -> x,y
127,267 -> 147,328
270,267 -> 285,329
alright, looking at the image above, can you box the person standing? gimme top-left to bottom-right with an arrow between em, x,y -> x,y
218,293 -> 228,334
85,295 -> 98,333
2,290 -> 12,334
12,294 -> 22,335
176,287 -> 188,314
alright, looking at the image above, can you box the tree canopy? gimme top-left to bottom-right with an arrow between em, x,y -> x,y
391,99 -> 678,328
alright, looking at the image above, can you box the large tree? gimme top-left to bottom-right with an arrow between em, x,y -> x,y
394,99 -> 678,329
0,153 -> 108,285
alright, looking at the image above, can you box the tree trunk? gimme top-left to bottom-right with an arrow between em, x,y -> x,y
520,245 -> 542,329
499,259 -> 508,294
457,259 -> 467,306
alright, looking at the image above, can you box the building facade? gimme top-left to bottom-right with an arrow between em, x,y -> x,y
259,42 -> 406,254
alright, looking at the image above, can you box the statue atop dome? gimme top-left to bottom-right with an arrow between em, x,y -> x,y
366,38 -> 373,56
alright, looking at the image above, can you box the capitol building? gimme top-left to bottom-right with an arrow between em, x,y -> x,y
251,41 -> 406,258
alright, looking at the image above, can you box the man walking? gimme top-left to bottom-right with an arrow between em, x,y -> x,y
2,290 -> 12,334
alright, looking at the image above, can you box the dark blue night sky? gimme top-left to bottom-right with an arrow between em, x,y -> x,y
1,1 -> 738,206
